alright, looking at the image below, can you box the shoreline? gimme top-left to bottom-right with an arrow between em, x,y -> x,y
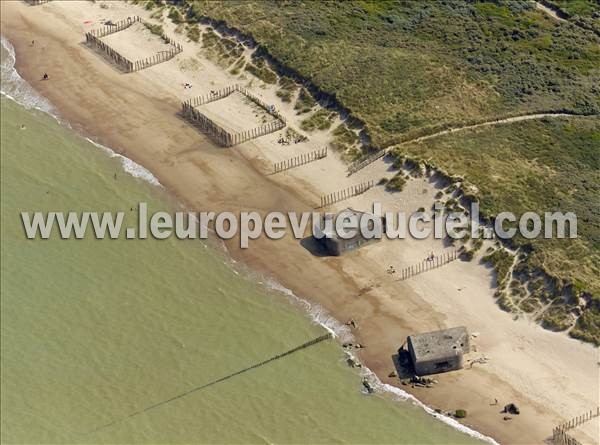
0,61 -> 495,443
1,2 -> 598,444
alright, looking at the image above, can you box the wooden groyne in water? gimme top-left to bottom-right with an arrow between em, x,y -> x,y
182,84 -> 286,147
87,332 -> 333,434
85,16 -> 182,73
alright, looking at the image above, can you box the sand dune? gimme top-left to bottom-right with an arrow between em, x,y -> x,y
1,1 -> 597,443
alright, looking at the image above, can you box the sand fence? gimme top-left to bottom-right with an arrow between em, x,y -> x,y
319,180 -> 374,208
552,407 -> 599,445
182,84 -> 286,147
273,147 -> 328,174
395,249 -> 459,281
85,16 -> 182,73
347,149 -> 389,176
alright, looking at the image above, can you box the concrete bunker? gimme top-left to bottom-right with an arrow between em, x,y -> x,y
406,326 -> 470,376
313,208 -> 384,256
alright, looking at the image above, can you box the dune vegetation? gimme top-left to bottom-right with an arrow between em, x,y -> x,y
185,0 -> 600,146
395,117 -> 600,345
147,0 -> 600,344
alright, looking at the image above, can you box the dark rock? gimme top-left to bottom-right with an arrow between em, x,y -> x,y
503,403 -> 520,415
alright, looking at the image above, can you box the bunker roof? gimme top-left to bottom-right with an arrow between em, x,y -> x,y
407,326 -> 469,362
316,208 -> 383,239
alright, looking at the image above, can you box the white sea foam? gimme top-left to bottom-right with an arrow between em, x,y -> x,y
84,137 -> 162,187
1,36 -> 53,113
265,278 -> 352,342
1,36 -> 161,188
265,278 -> 499,445
3,33 -> 497,445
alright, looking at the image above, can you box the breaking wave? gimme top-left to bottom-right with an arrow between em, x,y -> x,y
265,278 -> 499,445
0,36 -> 161,188
2,33 -> 496,445
1,36 -> 53,113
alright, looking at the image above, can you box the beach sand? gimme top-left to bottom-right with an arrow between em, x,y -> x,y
1,1 -> 598,443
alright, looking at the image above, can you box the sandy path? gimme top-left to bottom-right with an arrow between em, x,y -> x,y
400,113 -> 578,145
534,1 -> 567,22
350,112 -> 583,175
1,2 -> 598,444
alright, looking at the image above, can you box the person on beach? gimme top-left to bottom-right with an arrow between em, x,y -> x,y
42,73 -> 48,80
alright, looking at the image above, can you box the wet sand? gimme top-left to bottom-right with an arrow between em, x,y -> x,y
1,1 -> 598,443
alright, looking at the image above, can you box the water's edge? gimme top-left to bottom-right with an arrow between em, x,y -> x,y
0,35 -> 497,445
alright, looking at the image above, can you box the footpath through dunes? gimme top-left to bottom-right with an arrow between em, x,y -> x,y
1,1 -> 598,444
348,111 -> 586,175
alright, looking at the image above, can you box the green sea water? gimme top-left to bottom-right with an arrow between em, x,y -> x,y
0,39 -> 485,444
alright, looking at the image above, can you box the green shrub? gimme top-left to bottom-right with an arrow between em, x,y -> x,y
300,109 -> 335,132
145,22 -> 163,36
569,304 -> 600,346
168,7 -> 184,24
385,174 -> 406,192
455,409 -> 467,418
229,57 -> 245,75
245,60 -> 278,84
276,89 -> 292,102
483,249 -> 514,288
187,24 -> 200,42
294,88 -> 316,114
461,249 -> 475,261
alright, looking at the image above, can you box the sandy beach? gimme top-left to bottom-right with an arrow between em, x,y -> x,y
1,1 -> 598,444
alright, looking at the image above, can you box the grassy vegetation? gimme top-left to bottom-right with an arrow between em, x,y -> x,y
229,56 -> 245,75
186,24 -> 200,42
332,123 -> 358,146
167,1 -> 600,343
294,88 -> 316,114
547,0 -> 599,16
483,249 -> 514,288
397,117 -> 600,344
284,127 -> 308,144
384,173 -> 407,193
244,58 -> 278,84
570,301 -> 600,344
143,22 -> 164,37
454,409 -> 467,419
276,76 -> 298,102
186,0 -> 600,147
545,0 -> 600,34
200,28 -> 245,68
168,6 -> 184,24
396,118 -> 600,293
330,123 -> 361,160
300,109 -> 335,132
